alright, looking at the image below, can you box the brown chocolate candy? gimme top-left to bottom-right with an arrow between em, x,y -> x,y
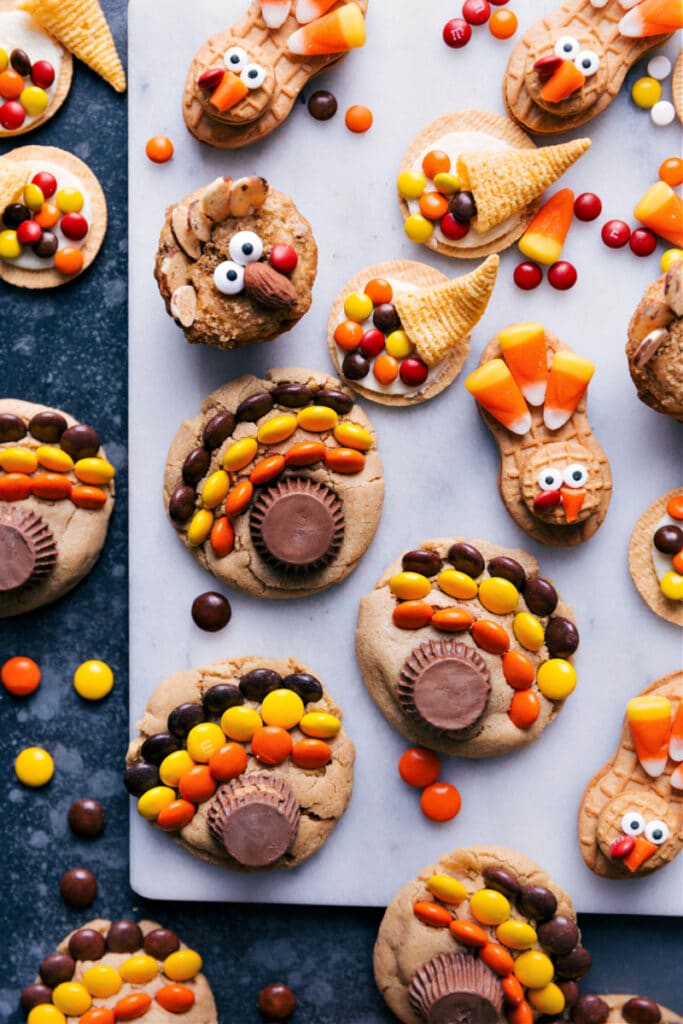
202,683 -> 243,716
236,391 -> 274,422
202,410 -> 236,450
571,995 -> 610,1024
68,798 -> 106,838
60,868 -> 97,909
208,773 -> 300,867
144,927 -> 180,959
315,388 -> 354,414
60,424 -> 100,459
0,508 -> 56,592
372,302 -> 401,334
68,927 -> 106,960
281,672 -> 323,703
402,549 -> 442,576
409,953 -> 502,1024
654,525 -> 683,553
447,542 -> 484,578
182,446 -> 210,486
10,47 -> 31,75
141,731 -> 181,765
523,576 -> 558,616
272,382 -> 313,407
558,980 -> 580,1008
307,88 -> 337,120
169,485 -> 196,524
537,914 -> 579,955
555,945 -> 592,980
398,640 -> 491,735
0,412 -> 27,442
124,762 -> 160,796
545,617 -> 579,658
517,884 -> 557,921
250,478 -> 344,573
191,591 -> 232,632
487,555 -> 526,590
21,983 -> 53,1012
481,866 -> 521,898
239,668 -> 282,701
28,410 -> 67,443
622,998 -> 662,1024
39,952 -> 75,985
167,702 -> 205,737
258,982 -> 297,1020
342,352 -> 370,380
106,920 -> 143,953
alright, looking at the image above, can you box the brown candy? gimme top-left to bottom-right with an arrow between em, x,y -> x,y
0,508 -> 56,592
523,576 -> 558,616
10,47 -> 31,75
402,548 -> 442,576
60,424 -> 100,459
124,762 -> 160,796
202,683 -> 243,716
481,866 -> 521,898
106,920 -> 143,953
236,391 -> 274,422
555,945 -> 592,980
39,952 -> 75,985
516,884 -> 557,921
372,302 -> 401,334
398,640 -> 491,735
622,998 -> 662,1024
571,995 -> 610,1024
167,702 -> 205,737
202,410 -> 236,450
68,928 -> 106,960
191,591 -> 232,632
169,485 -> 196,523
33,231 -> 58,259
281,672 -> 323,703
487,555 -> 526,590
68,798 -> 106,838
272,382 -> 313,407
342,352 -> 370,380
537,914 -> 579,954
60,868 -> 97,909
315,388 -> 354,414
447,542 -> 484,578
207,773 -> 300,868
21,983 -> 53,1012
182,446 -> 210,486
239,668 -> 282,701
250,478 -> 344,573
143,927 -> 180,959
409,953 -> 502,1024
558,980 -> 580,1008
258,982 -> 297,1020
0,412 -> 27,442
653,525 -> 683,553
545,617 -> 579,658
28,410 -> 67,443
307,88 -> 338,120
141,731 -> 181,765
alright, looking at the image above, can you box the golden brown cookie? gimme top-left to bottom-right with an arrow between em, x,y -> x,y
374,845 -> 586,1024
356,538 -> 579,757
673,50 -> 683,124
125,657 -> 354,871
0,398 -> 114,617
578,673 -> 683,879
587,994 -> 683,1024
629,488 -> 683,626
154,175 -> 317,350
626,260 -> 683,423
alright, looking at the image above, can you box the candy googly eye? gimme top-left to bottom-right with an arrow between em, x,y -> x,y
537,467 -> 563,491
224,46 -> 248,71
242,63 -> 266,89
229,231 -> 264,266
562,463 -> 588,487
213,260 -> 245,295
644,819 -> 669,845
621,811 -> 645,836
554,36 -> 580,59
575,50 -> 600,76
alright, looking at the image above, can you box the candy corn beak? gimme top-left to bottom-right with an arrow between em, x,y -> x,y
540,60 -> 586,103
560,486 -> 586,523
210,71 -> 249,112
623,835 -> 659,872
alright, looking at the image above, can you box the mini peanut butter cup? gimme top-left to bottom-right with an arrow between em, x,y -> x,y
398,640 -> 491,736
0,508 -> 57,592
207,773 -> 300,868
250,477 -> 344,573
409,953 -> 502,1024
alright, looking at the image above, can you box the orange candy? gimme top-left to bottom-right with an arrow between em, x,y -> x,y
659,157 -> 683,187
480,943 -> 515,976
673,550 -> 683,574
393,600 -> 434,629
0,69 -> 24,99
667,495 -> 683,520
422,150 -> 451,180
54,247 -> 84,275
502,650 -> 535,690
35,202 -> 60,228
250,455 -> 285,486
420,781 -> 462,822
291,738 -> 332,769
71,485 -> 107,510
489,8 -> 518,37
0,472 -> 32,500
209,742 -> 248,781
251,725 -> 293,765
178,765 -> 217,803
373,353 -> 399,384
156,798 -> 196,832
398,747 -> 441,788
112,993 -> 153,1020
419,191 -> 449,221
364,278 -> 392,305
324,447 -> 365,474
431,608 -> 475,633
509,999 -> 533,1024
471,620 -> 510,655
79,1009 -> 116,1024
31,472 -> 72,500
508,689 -> 541,729
225,479 -> 253,517
502,974 -> 525,1005
334,319 -> 364,350
1,656 -> 41,696
413,901 -> 452,928
285,441 -> 326,466
449,919 -> 488,948
145,135 -> 174,163
345,104 -> 373,133
155,985 -> 195,1013
210,516 -> 234,558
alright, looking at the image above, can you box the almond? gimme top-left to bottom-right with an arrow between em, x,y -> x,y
187,200 -> 212,243
201,176 -> 233,222
158,247 -> 191,295
171,205 -> 201,260
664,261 -> 683,317
244,262 -> 298,309
170,284 -> 198,327
229,176 -> 269,218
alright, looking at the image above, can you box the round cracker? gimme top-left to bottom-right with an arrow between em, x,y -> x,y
397,109 -> 540,260
629,487 -> 683,627
0,145 -> 107,289
673,50 -> 683,126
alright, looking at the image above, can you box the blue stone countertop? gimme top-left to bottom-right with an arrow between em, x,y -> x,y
0,2 -> 681,1022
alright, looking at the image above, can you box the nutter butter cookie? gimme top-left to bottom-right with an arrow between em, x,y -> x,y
626,260 -> 683,423
163,368 -> 383,599
125,656 -> 354,870
629,488 -> 683,626
356,538 -> 579,757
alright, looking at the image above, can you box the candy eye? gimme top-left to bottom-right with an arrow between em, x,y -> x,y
242,63 -> 266,89
575,50 -> 600,76
644,819 -> 669,845
554,36 -> 580,59
229,231 -> 264,266
537,467 -> 563,491
224,46 -> 248,71
213,260 -> 245,295
621,811 -> 645,837
562,463 -> 588,487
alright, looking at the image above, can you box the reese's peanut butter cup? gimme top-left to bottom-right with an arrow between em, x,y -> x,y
250,477 -> 344,573
0,507 -> 56,591
409,953 -> 502,1024
398,640 -> 491,736
207,773 -> 300,867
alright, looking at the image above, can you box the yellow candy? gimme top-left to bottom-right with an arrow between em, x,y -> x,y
469,888 -> 511,926
221,705 -> 262,741
261,688 -> 305,729
0,446 -> 37,473
28,1006 -> 66,1024
257,414 -> 298,444
404,213 -> 434,243
661,248 -> 683,272
36,445 -> 73,472
187,509 -> 214,546
536,658 -> 577,700
333,422 -> 373,451
390,571 -> 431,600
186,722 -> 225,762
73,660 -> 114,700
137,785 -> 176,820
529,983 -> 566,1015
478,577 -> 519,615
631,76 -> 662,108
0,229 -> 21,259
385,330 -> 413,359
74,457 -> 115,484
120,954 -> 159,984
433,171 -> 460,194
299,711 -> 341,739
513,611 -> 544,652
56,186 -> 84,213
661,570 -> 683,601
164,949 -> 203,982
344,291 -> 374,321
82,965 -> 123,998
20,85 -> 49,116
496,919 -> 537,950
438,569 -> 478,600
0,48 -> 7,71
201,469 -> 230,509
297,405 -> 338,432
397,169 -> 427,199
425,874 -> 468,903
15,746 -> 54,787
24,183 -> 44,210
160,749 -> 196,786
223,437 -> 258,471
52,983 -> 92,1016
513,950 -> 555,989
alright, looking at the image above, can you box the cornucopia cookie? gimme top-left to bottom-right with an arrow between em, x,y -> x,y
629,488 -> 683,626
626,260 -> 683,423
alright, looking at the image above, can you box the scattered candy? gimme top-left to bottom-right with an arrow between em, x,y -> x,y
398,747 -> 441,788
661,247 -> 683,271
145,135 -> 174,163
659,156 -> 683,187
15,746 -> 54,786
442,18 -> 472,48
60,867 -> 97,908
345,104 -> 373,132
601,219 -> 631,248
634,182 -> 683,246
191,591 -> 232,631
573,192 -> 602,221
73,660 -> 114,700
257,982 -> 297,1021
489,8 -> 517,37
513,261 -> 542,290
307,89 -> 337,120
629,227 -> 657,257
631,76 -> 662,108
420,781 -> 462,822
518,188 -> 574,265
651,100 -> 675,125
462,0 -> 490,25
547,260 -> 577,290
1,655 -> 41,695
68,798 -> 106,838
647,55 -> 672,79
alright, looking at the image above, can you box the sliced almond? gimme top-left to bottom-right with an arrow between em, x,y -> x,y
171,205 -> 201,260
187,200 -> 212,243
633,328 -> 670,370
664,261 -> 683,317
229,176 -> 269,218
631,300 -> 675,342
159,247 -> 192,295
201,176 -> 233,222
170,284 -> 198,327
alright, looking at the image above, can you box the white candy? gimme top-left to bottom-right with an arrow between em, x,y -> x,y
651,100 -> 676,126
589,0 -> 609,7
618,0 -> 641,8
647,56 -> 672,80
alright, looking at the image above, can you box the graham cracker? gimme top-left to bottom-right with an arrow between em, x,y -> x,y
629,488 -> 683,627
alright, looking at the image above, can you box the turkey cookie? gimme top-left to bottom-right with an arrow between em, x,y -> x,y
327,256 -> 498,406
397,109 -> 590,259
182,0 -> 367,149
629,488 -> 683,626
0,399 -> 114,617
571,994 -> 683,1024
356,538 -> 579,757
504,0 -> 681,135
0,0 -> 72,137
164,368 -> 383,599
466,323 -> 611,546
19,918 -> 217,1021
626,260 -> 683,423
0,145 -> 107,288
125,657 -> 354,871
579,673 -> 683,879
155,175 -> 317,350
374,845 -> 591,1024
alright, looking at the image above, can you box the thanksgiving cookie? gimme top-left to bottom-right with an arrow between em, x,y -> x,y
125,657 -> 354,871
374,845 -> 591,1024
673,50 -> 683,123
397,109 -> 590,259
0,145 -> 107,287
579,674 -> 683,879
629,489 -> 683,626
155,175 -> 317,350
356,538 -> 579,757
0,399 -> 114,617
465,323 -> 611,546
626,260 -> 683,423
20,918 -> 216,1021
183,0 -> 367,149
504,0 -> 681,135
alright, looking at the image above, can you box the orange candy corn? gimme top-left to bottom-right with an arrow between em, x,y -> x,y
540,61 -> 585,103
669,699 -> 683,762
634,182 -> 683,247
560,486 -> 586,524
260,0 -> 292,28
619,0 -> 683,37
543,351 -> 595,430
627,695 -> 672,777
295,0 -> 337,24
210,71 -> 249,112
287,1 -> 365,54
518,189 -> 575,266
465,359 -> 531,435
497,322 -> 548,406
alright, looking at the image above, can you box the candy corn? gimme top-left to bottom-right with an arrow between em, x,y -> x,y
634,182 -> 683,247
627,695 -> 672,778
543,351 -> 595,431
669,699 -> 683,762
518,190 -> 575,266
623,835 -> 658,873
540,61 -> 585,103
295,0 -> 337,24
619,0 -> 683,37
465,359 -> 531,435
260,0 -> 292,28
559,487 -> 586,524
287,2 -> 366,55
210,72 -> 249,112
498,323 -> 548,406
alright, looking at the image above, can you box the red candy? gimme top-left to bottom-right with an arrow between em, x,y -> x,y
513,261 -> 543,290
269,243 -> 298,274
601,219 -> 631,248
573,192 -> 602,221
0,101 -> 25,130
398,747 -> 441,788
629,227 -> 657,257
16,220 -> 42,244
360,328 -> 386,358
399,357 -> 429,387
443,17 -> 472,47
548,260 -> 577,290
198,67 -> 224,91
440,212 -> 470,239
421,782 -> 462,822
60,212 -> 89,241
30,61 -> 55,88
32,171 -> 57,198
462,0 -> 490,24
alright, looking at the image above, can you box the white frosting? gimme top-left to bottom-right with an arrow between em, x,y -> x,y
407,130 -> 518,251
5,161 -> 92,271
0,11 -> 63,130
651,512 -> 683,592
